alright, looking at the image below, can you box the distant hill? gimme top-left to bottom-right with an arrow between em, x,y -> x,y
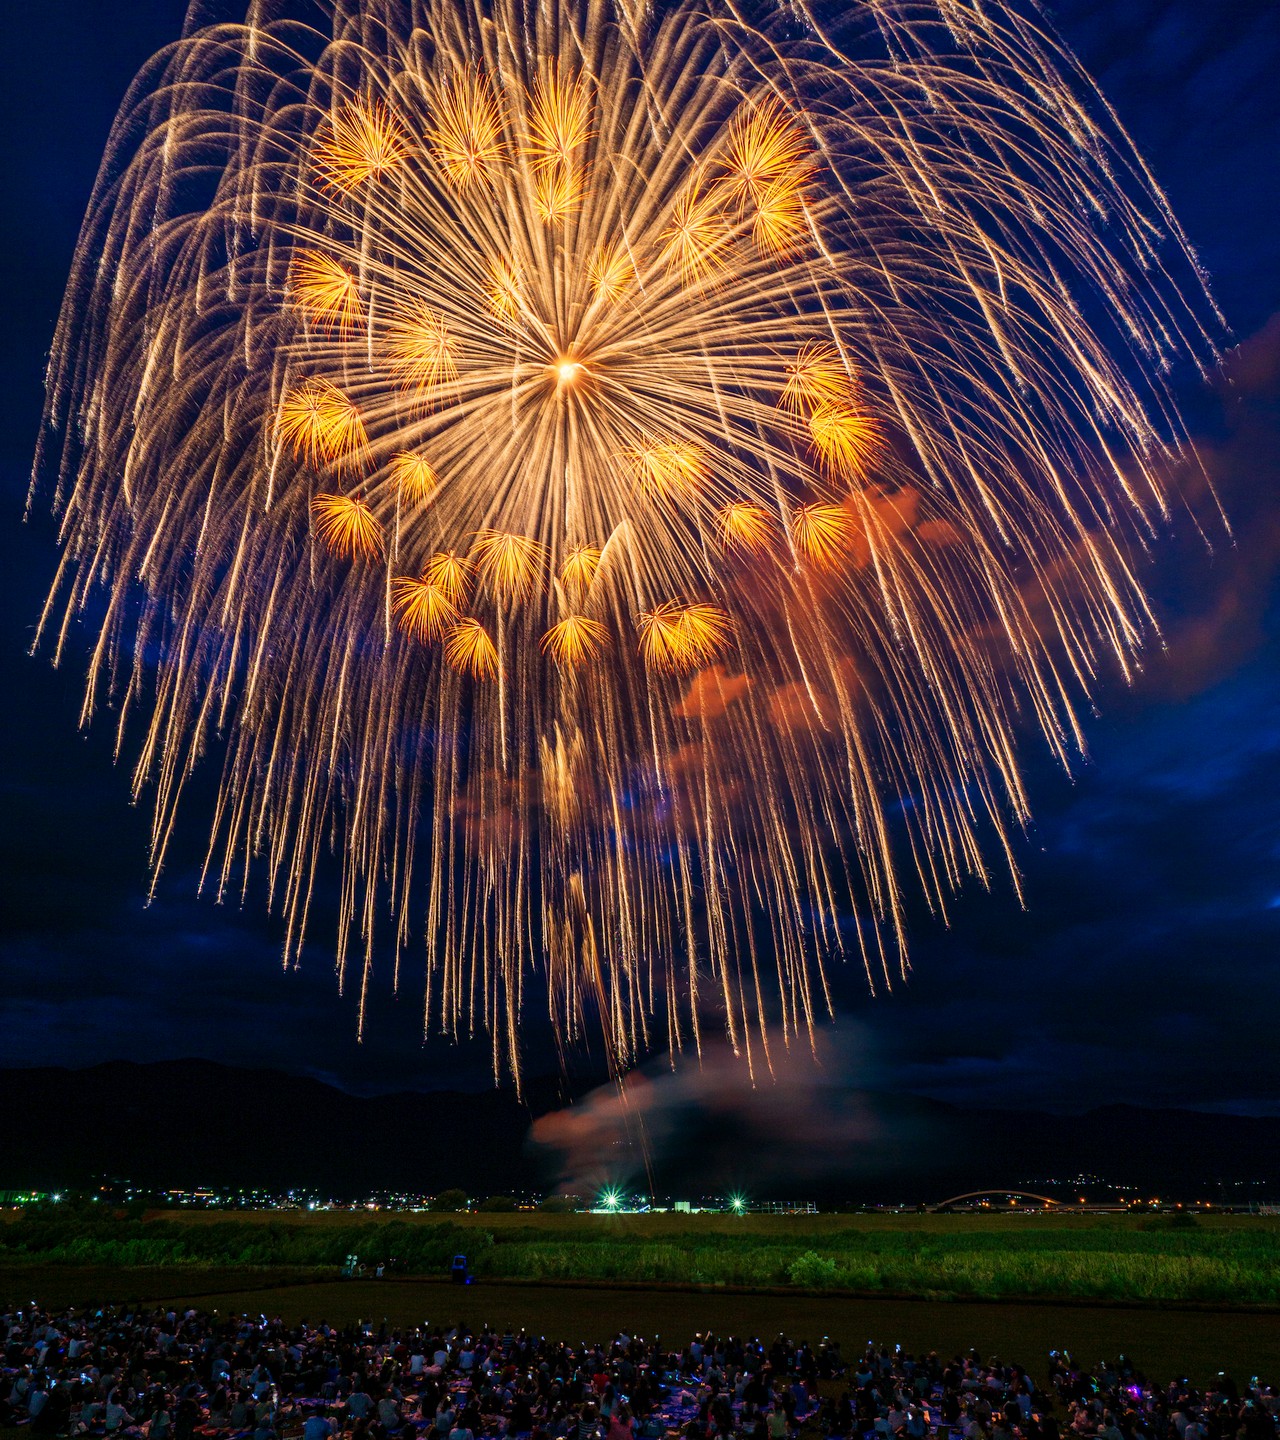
2,1060 -> 1277,1202
0,1059 -> 558,1195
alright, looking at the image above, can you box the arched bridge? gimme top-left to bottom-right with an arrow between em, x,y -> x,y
927,1190 -> 1062,1212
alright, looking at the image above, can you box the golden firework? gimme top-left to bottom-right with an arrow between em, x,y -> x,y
533,163 -> 582,225
36,0 -> 1221,1086
445,617 -> 500,677
389,452 -> 440,504
471,529 -> 547,600
638,602 -> 732,673
559,544 -> 601,595
717,502 -> 773,551
588,245 -> 634,302
791,500 -> 853,567
428,68 -> 506,189
392,574 -> 459,640
276,379 -> 367,468
486,258 -> 523,321
661,181 -> 731,286
311,492 -> 383,560
385,306 -> 458,399
541,614 -> 609,667
721,98 -> 811,209
627,439 -> 709,498
752,173 -> 809,257
779,342 -> 851,417
525,71 -> 593,173
313,99 -> 408,192
288,251 -> 365,335
425,550 -> 471,605
808,404 -> 879,480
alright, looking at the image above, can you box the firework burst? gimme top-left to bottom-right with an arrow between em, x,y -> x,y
34,0 -> 1219,1085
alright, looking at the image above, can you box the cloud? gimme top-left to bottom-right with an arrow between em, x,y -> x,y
1133,313 -> 1280,699
528,1023 -> 948,1196
671,664 -> 751,722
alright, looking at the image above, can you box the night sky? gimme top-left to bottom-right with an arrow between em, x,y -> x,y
2,1 -> 1278,1131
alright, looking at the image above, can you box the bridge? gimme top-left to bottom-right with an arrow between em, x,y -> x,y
926,1190 -> 1062,1212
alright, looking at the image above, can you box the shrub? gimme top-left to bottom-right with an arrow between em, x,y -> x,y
787,1250 -> 839,1288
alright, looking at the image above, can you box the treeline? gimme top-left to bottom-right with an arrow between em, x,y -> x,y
3,1208 -> 1279,1305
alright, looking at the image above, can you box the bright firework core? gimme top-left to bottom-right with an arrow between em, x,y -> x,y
554,357 -> 586,386
34,0 -> 1220,1088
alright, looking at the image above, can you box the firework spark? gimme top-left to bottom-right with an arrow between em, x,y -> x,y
311,492 -> 383,559
428,68 -> 507,190
392,574 -> 460,641
313,99 -> 408,191
717,502 -> 774,552
34,0 -> 1219,1086
560,544 -> 602,596
638,602 -> 733,673
276,378 -> 367,468
389,452 -> 441,503
542,614 -> 610,668
385,306 -> 458,400
289,251 -> 365,336
791,501 -> 853,568
445,617 -> 501,678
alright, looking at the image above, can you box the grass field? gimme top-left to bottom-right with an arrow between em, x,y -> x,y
3,1209 -> 1279,1308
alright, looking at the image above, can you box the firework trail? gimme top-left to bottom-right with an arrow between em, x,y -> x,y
33,0 -> 1220,1085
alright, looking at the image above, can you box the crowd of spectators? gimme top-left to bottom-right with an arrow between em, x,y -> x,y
2,1303 -> 1275,1440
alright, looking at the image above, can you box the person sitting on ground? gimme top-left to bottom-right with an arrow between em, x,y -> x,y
105,1388 -> 135,1432
151,1397 -> 174,1440
302,1406 -> 334,1440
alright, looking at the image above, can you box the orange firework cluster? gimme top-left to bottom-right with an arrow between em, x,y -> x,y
427,68 -> 507,189
717,501 -> 773,551
273,60 -> 885,690
42,0 -> 1220,1085
389,452 -> 440,503
288,251 -> 365,335
277,378 -> 368,469
721,99 -> 816,257
310,492 -> 383,559
275,76 -> 883,682
312,99 -> 408,192
525,72 -> 593,223
386,306 -> 459,401
390,573 -> 459,640
638,603 -> 732,673
540,613 -> 609,668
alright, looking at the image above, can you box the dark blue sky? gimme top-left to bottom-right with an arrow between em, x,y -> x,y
2,0 -> 1278,1116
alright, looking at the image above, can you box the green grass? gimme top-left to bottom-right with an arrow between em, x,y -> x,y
3,1210 -> 1277,1307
